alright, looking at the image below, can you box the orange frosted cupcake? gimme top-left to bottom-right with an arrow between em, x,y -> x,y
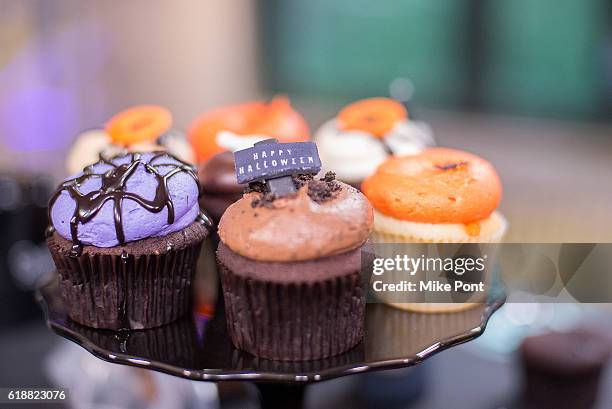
188,95 -> 310,163
66,106 -> 195,174
362,148 -> 507,313
362,147 -> 506,244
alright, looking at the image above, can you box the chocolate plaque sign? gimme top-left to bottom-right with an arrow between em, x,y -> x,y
234,140 -> 321,185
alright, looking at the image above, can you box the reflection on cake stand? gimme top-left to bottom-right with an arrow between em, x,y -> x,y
37,238 -> 505,408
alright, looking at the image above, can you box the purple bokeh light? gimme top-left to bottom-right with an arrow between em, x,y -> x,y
0,86 -> 77,152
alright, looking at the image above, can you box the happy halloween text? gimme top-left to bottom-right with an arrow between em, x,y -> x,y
237,148 -> 316,176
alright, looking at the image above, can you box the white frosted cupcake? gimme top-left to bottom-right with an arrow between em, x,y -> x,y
66,105 -> 195,174
315,97 -> 434,186
362,148 -> 507,312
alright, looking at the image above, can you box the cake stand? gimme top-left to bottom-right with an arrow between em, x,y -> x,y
37,238 -> 505,408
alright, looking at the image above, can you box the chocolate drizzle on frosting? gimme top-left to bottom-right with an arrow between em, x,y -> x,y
48,151 -> 202,257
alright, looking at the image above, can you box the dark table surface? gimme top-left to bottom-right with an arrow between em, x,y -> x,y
3,307 -> 612,409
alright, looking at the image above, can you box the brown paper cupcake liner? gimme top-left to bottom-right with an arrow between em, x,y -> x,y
47,226 -> 206,330
218,262 -> 365,361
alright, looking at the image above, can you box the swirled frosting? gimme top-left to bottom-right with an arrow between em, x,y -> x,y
218,177 -> 373,262
50,152 -> 201,249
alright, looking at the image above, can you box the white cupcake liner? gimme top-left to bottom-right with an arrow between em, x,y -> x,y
370,219 -> 505,314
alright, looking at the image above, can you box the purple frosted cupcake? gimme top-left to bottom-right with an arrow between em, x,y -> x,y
46,152 -> 212,330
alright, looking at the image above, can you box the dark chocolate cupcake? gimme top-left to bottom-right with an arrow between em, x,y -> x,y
217,169 -> 373,361
46,152 -> 212,330
520,329 -> 610,409
198,152 -> 244,224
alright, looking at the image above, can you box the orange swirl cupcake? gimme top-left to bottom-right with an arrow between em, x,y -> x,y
66,105 -> 195,174
188,95 -> 310,163
362,147 -> 506,243
315,97 -> 434,186
187,96 -> 310,223
362,148 -> 507,313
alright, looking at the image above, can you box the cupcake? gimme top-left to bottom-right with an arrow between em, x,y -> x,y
188,96 -> 310,223
520,329 -> 610,409
362,148 -> 507,313
47,151 -> 212,330
315,97 -> 434,187
216,141 -> 373,360
196,151 -> 242,225
66,105 -> 195,174
188,95 -> 310,163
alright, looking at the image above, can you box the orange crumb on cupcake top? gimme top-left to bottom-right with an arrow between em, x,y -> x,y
337,97 -> 407,138
362,148 -> 502,224
106,105 -> 172,146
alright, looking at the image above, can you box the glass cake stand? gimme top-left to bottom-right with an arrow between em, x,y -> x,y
37,238 -> 505,408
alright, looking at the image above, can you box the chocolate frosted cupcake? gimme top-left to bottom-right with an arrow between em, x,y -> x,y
47,152 -> 212,330
520,329 -> 610,409
216,141 -> 373,360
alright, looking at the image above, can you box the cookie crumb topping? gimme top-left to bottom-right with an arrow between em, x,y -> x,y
307,172 -> 341,203
247,172 -> 341,208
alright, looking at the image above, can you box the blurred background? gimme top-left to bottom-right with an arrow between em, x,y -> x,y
0,1 -> 611,408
